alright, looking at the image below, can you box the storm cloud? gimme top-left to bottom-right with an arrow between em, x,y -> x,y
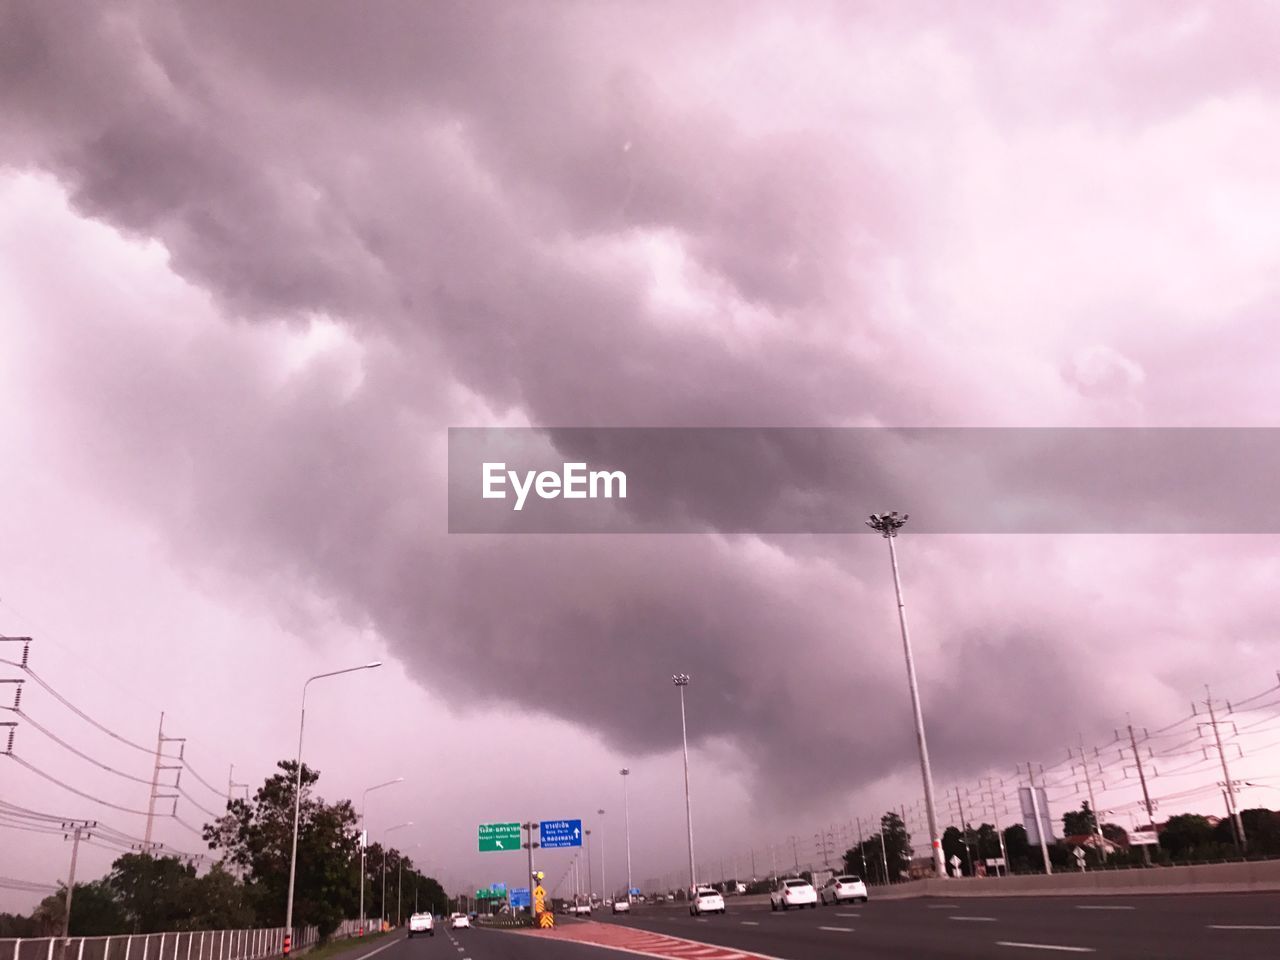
4,0 -> 1280,819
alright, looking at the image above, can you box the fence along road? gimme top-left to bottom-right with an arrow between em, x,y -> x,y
0,920 -> 366,960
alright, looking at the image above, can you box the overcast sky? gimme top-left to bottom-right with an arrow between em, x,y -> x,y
4,0 -> 1280,912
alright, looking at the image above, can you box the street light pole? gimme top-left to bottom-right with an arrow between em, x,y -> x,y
598,809 -> 606,901
284,662 -> 382,955
866,512 -> 946,880
621,768 -> 633,903
359,778 -> 403,935
585,829 -> 594,901
673,674 -> 697,894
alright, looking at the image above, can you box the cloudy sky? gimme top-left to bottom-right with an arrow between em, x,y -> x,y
4,0 -> 1280,911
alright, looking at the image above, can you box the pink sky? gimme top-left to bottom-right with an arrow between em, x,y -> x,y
3,0 -> 1280,909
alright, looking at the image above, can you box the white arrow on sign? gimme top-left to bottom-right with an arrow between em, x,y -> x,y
496,841 -> 504,849
573,829 -> 580,838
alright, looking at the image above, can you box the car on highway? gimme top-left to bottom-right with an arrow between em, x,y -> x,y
572,902 -> 592,915
611,898 -> 631,914
448,913 -> 470,929
689,887 -> 726,916
770,877 -> 818,910
407,912 -> 434,937
820,874 -> 869,904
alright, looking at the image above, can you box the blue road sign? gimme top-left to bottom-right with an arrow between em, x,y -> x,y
510,887 -> 531,908
491,882 -> 506,895
629,887 -> 641,896
539,818 -> 583,848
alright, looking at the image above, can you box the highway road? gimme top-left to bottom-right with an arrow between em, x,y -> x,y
357,893 -> 1280,959
588,892 -> 1280,959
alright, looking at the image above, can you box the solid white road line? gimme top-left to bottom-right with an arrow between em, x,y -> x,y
950,916 -> 998,922
996,942 -> 1096,953
834,913 -> 860,918
740,921 -> 760,926
927,904 -> 960,908
1208,924 -> 1280,930
1075,905 -> 1135,911
818,926 -> 854,932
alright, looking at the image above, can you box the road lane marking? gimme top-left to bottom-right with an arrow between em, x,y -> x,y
928,904 -> 960,908
951,916 -> 998,922
1208,925 -> 1280,930
834,912 -> 860,918
996,942 -> 1096,953
343,936 -> 413,960
818,926 -> 854,933
1075,905 -> 1134,911
740,922 -> 759,926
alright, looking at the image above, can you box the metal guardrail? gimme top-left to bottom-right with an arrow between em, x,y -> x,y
0,925 -> 335,960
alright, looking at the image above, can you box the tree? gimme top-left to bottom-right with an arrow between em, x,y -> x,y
1158,814 -> 1215,858
204,760 -> 360,936
941,826 -> 967,875
1002,824 -> 1031,872
1062,801 -> 1098,837
108,854 -> 199,932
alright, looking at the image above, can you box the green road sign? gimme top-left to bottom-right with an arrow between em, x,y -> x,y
478,821 -> 521,852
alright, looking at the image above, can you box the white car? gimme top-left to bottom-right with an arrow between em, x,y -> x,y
611,899 -> 631,914
770,878 -> 818,911
449,914 -> 470,929
689,887 -> 726,916
572,902 -> 592,915
820,875 -> 868,904
407,912 -> 434,937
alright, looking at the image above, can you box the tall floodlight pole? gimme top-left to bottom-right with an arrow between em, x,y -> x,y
284,662 -> 382,955
621,768 -> 634,903
359,778 -> 403,935
866,512 -> 946,880
673,674 -> 697,893
598,809 -> 607,900
585,829 -> 594,901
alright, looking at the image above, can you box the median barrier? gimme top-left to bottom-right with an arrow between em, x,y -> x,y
869,857 -> 1280,898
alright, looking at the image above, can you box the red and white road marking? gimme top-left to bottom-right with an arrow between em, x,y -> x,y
512,920 -> 784,959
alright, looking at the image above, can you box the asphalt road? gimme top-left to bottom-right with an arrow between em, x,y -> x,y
341,895 -> 1280,960
591,892 -> 1280,959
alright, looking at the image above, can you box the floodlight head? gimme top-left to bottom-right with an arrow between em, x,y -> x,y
620,767 -> 630,776
672,673 -> 690,686
866,511 -> 909,538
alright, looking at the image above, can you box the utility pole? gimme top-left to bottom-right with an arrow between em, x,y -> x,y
1025,763 -> 1053,875
790,835 -> 800,872
61,820 -> 94,940
955,787 -> 973,877
979,777 -> 1009,876
1124,723 -> 1157,866
878,821 -> 890,885
1201,688 -> 1247,854
585,828 -> 594,901
1072,737 -> 1108,863
854,817 -> 868,877
144,713 -> 165,848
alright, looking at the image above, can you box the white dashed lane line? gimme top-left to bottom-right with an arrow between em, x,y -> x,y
818,926 -> 854,933
1208,925 -> 1280,930
1075,905 -> 1135,911
950,916 -> 998,922
996,942 -> 1096,953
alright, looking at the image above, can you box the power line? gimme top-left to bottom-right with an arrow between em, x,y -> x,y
5,752 -> 159,816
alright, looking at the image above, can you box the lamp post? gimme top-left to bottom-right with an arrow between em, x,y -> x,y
866,512 -> 946,880
284,662 -> 382,955
359,778 -> 403,935
673,674 -> 697,894
598,808 -> 606,900
382,822 -> 412,927
585,828 -> 594,902
620,768 -> 633,904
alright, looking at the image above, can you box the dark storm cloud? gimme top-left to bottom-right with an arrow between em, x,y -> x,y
5,0 -> 1280,818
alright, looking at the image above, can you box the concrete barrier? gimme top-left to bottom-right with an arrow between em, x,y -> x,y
871,858 -> 1280,899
